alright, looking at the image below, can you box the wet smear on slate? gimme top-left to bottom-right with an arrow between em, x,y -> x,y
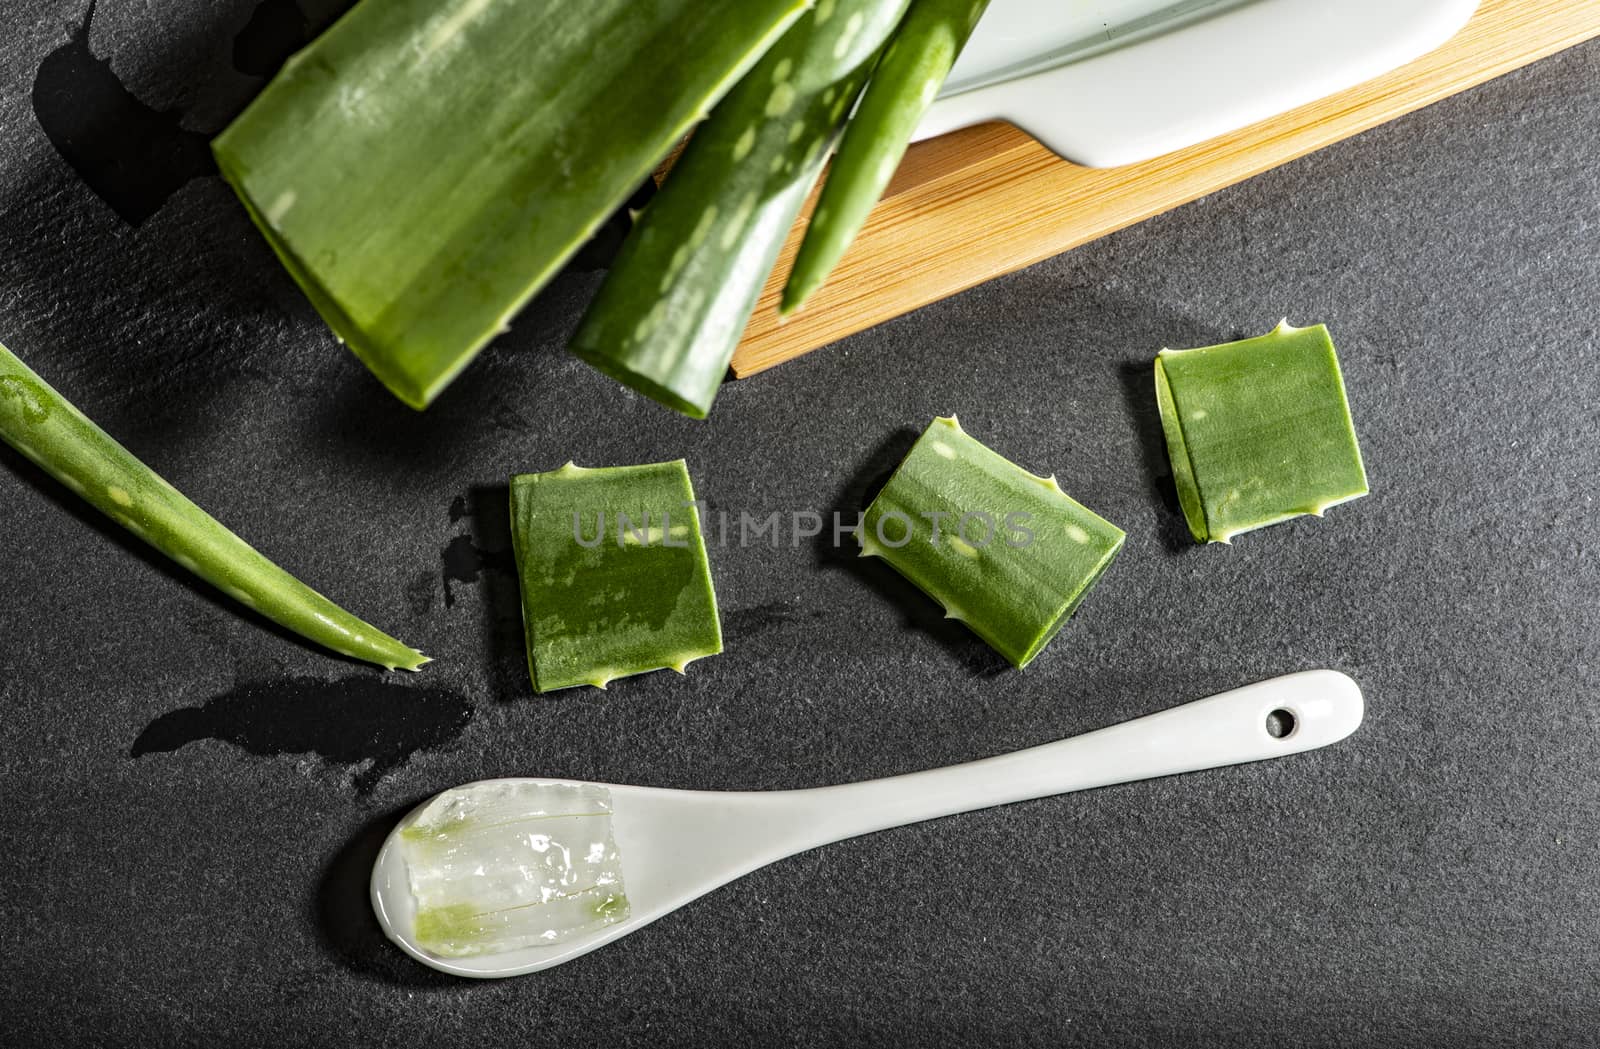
441,534 -> 514,609
131,676 -> 473,792
31,0 -> 217,225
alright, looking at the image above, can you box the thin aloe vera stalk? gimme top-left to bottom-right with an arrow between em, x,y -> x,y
784,0 -> 990,313
0,341 -> 427,670
510,460 -> 721,692
570,0 -> 913,419
213,0 -> 812,410
861,416 -> 1123,669
1156,321 -> 1369,544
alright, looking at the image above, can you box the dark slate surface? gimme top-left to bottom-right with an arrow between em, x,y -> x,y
3,2 -> 1598,1044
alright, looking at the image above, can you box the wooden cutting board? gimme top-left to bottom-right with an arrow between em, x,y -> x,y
730,0 -> 1600,378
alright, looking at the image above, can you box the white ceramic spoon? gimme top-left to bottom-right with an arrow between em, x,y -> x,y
372,669 -> 1362,978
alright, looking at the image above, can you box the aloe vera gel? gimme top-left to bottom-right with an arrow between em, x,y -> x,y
1155,322 -> 1369,544
402,782 -> 628,958
862,416 -> 1125,668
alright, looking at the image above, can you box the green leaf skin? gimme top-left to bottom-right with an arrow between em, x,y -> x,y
861,416 -> 1124,669
569,0 -> 913,420
0,342 -> 427,671
510,460 -> 722,692
1155,321 -> 1370,544
213,0 -> 812,410
783,0 -> 991,314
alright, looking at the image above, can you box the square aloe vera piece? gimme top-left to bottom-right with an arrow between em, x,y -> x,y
861,417 -> 1125,669
1155,321 -> 1369,544
510,460 -> 721,692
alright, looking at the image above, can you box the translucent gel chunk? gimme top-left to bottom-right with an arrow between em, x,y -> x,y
400,781 -> 629,957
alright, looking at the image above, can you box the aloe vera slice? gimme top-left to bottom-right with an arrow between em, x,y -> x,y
569,0 -> 914,419
861,417 -> 1124,668
783,0 -> 991,313
0,341 -> 427,670
213,0 -> 812,409
1155,322 -> 1369,544
510,460 -> 721,692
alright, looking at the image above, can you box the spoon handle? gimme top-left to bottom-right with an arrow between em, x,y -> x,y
782,670 -> 1362,849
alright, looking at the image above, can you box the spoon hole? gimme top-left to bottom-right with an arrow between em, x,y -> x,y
1265,708 -> 1297,739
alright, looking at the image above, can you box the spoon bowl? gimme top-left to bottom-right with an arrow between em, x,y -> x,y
372,669 -> 1363,978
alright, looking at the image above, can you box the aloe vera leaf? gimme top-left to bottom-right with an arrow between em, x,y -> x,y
510,460 -> 721,692
783,0 -> 990,313
0,341 -> 427,670
569,0 -> 914,420
861,416 -> 1124,669
1155,321 -> 1369,544
213,0 -> 812,410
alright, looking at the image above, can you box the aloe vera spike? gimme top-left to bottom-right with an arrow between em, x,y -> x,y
861,416 -> 1124,669
783,0 -> 990,314
214,0 -> 812,410
0,341 -> 428,671
569,0 -> 914,420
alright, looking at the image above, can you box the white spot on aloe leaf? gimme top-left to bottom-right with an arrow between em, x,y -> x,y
732,126 -> 756,162
107,485 -> 133,507
766,83 -> 796,117
1189,409 -> 1208,421
816,0 -> 837,23
1065,524 -> 1091,544
226,585 -> 257,609
266,191 -> 297,225
949,537 -> 980,559
833,13 -> 866,59
931,441 -> 956,460
788,122 -> 805,144
771,59 -> 794,83
690,206 -> 719,247
418,0 -> 495,60
720,193 -> 758,250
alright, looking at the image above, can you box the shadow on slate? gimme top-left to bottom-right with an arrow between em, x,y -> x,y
314,801 -> 458,988
816,426 -> 1012,678
130,676 -> 474,792
1118,360 -> 1195,555
439,486 -> 528,700
30,0 -> 217,225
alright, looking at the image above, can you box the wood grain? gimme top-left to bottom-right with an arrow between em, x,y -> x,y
730,0 -> 1600,377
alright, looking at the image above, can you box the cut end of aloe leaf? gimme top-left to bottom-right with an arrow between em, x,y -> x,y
861,416 -> 1124,669
1155,322 -> 1369,544
215,0 -> 815,409
569,344 -> 713,420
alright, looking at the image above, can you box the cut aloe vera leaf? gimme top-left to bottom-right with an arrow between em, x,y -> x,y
402,781 -> 628,957
0,341 -> 427,670
569,0 -> 914,420
783,0 -> 991,313
213,0 -> 812,410
510,460 -> 721,692
861,416 -> 1124,669
1155,321 -> 1369,544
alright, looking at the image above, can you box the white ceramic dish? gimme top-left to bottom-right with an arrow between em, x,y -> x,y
915,0 -> 1480,167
